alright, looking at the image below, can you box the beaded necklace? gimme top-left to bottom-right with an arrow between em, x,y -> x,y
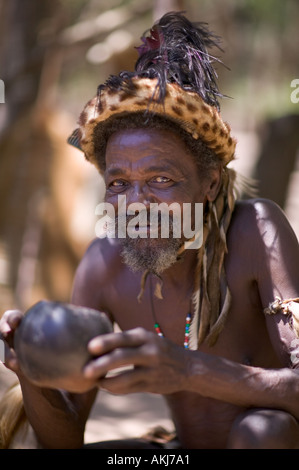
154,312 -> 192,349
149,275 -> 192,349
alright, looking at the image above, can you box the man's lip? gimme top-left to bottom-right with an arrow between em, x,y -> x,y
136,223 -> 160,229
132,224 -> 161,235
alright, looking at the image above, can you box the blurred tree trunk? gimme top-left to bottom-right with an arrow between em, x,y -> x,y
0,0 -> 80,311
253,114 -> 299,210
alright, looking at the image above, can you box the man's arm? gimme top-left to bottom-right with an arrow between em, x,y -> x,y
18,375 -> 97,449
187,198 -> 299,417
0,239 -> 112,448
186,350 -> 299,416
82,325 -> 299,420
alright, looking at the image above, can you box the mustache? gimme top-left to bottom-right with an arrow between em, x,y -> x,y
117,211 -> 165,225
106,210 -> 179,238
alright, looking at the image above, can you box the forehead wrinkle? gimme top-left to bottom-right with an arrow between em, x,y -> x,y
105,156 -> 187,178
105,128 -> 198,178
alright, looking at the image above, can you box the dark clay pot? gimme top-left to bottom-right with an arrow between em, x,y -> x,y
14,300 -> 113,390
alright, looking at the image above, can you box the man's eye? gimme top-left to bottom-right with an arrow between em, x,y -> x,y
152,176 -> 171,183
110,180 -> 126,187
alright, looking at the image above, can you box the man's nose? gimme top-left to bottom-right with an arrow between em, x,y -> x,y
127,183 -> 154,208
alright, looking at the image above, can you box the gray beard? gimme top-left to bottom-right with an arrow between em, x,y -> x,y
109,213 -> 183,275
119,236 -> 182,275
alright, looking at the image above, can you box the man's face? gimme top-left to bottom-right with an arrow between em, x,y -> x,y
104,128 -> 215,274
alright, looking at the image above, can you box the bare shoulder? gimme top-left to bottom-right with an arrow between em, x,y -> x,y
78,237 -> 122,276
228,197 -> 299,304
231,197 -> 285,224
71,237 -> 123,314
229,197 -> 298,246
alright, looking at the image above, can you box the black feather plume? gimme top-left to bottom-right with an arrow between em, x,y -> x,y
136,12 -> 225,109
100,12 -> 226,110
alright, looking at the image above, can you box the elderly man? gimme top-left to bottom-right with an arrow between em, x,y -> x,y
1,12 -> 299,449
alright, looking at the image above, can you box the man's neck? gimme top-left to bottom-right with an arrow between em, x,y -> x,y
158,248 -> 198,291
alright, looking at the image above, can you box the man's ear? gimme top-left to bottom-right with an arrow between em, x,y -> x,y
206,166 -> 223,202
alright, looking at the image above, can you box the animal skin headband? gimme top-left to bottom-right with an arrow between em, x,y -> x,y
68,77 -> 236,168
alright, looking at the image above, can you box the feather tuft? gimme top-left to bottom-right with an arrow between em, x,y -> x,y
102,11 -> 226,110
135,12 -> 225,109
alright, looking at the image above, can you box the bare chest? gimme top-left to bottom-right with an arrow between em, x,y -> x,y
108,274 -> 193,348
106,270 -> 279,367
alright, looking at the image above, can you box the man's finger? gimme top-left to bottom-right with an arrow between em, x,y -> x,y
88,327 -> 151,355
98,367 -> 146,394
4,310 -> 23,328
0,310 -> 23,334
84,345 -> 145,379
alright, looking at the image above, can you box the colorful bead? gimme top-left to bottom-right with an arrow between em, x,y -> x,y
183,313 -> 191,349
154,313 -> 191,349
154,322 -> 164,337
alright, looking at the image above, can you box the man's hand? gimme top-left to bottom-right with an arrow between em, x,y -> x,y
83,327 -> 189,395
0,309 -> 23,373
